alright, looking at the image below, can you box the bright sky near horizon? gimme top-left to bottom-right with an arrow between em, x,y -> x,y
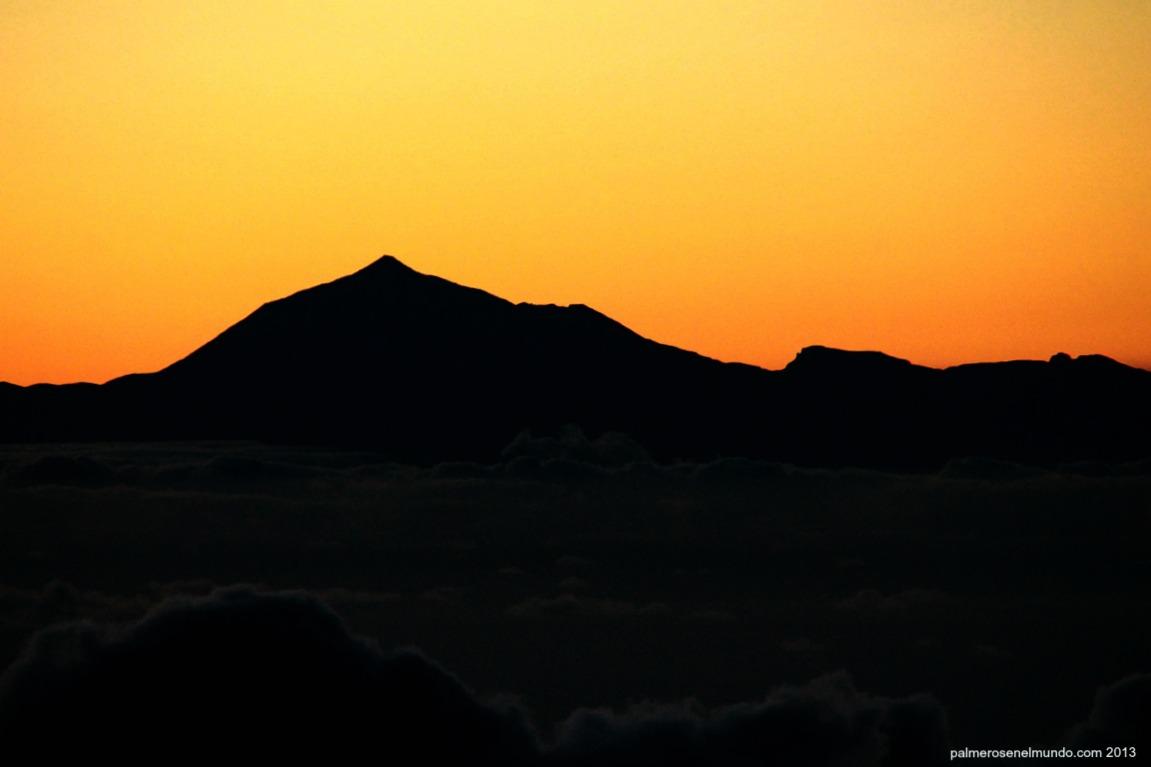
2,1 -> 1148,384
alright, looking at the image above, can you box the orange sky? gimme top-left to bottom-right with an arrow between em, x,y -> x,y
2,1 -> 1148,385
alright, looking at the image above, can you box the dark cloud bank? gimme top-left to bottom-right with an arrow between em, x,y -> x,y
2,588 -> 1144,765
0,587 -> 951,765
1,442 -> 1148,761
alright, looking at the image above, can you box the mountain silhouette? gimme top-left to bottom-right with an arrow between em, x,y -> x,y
3,256 -> 1149,468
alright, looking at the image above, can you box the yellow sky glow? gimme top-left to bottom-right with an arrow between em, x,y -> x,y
2,1 -> 1148,384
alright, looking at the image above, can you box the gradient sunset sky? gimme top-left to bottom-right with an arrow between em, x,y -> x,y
3,1 -> 1148,385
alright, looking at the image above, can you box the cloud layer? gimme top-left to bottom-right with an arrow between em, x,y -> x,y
0,588 -> 537,762
1,588 -> 953,765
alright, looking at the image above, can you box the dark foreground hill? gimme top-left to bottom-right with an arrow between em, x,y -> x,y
2,256 -> 1149,468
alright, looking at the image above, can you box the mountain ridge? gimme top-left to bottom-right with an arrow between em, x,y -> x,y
6,255 -> 1144,385
2,255 -> 1148,468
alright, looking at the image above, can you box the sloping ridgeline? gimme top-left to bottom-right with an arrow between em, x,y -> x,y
2,256 -> 1149,469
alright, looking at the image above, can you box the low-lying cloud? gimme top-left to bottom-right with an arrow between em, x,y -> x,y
0,588 -> 955,765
